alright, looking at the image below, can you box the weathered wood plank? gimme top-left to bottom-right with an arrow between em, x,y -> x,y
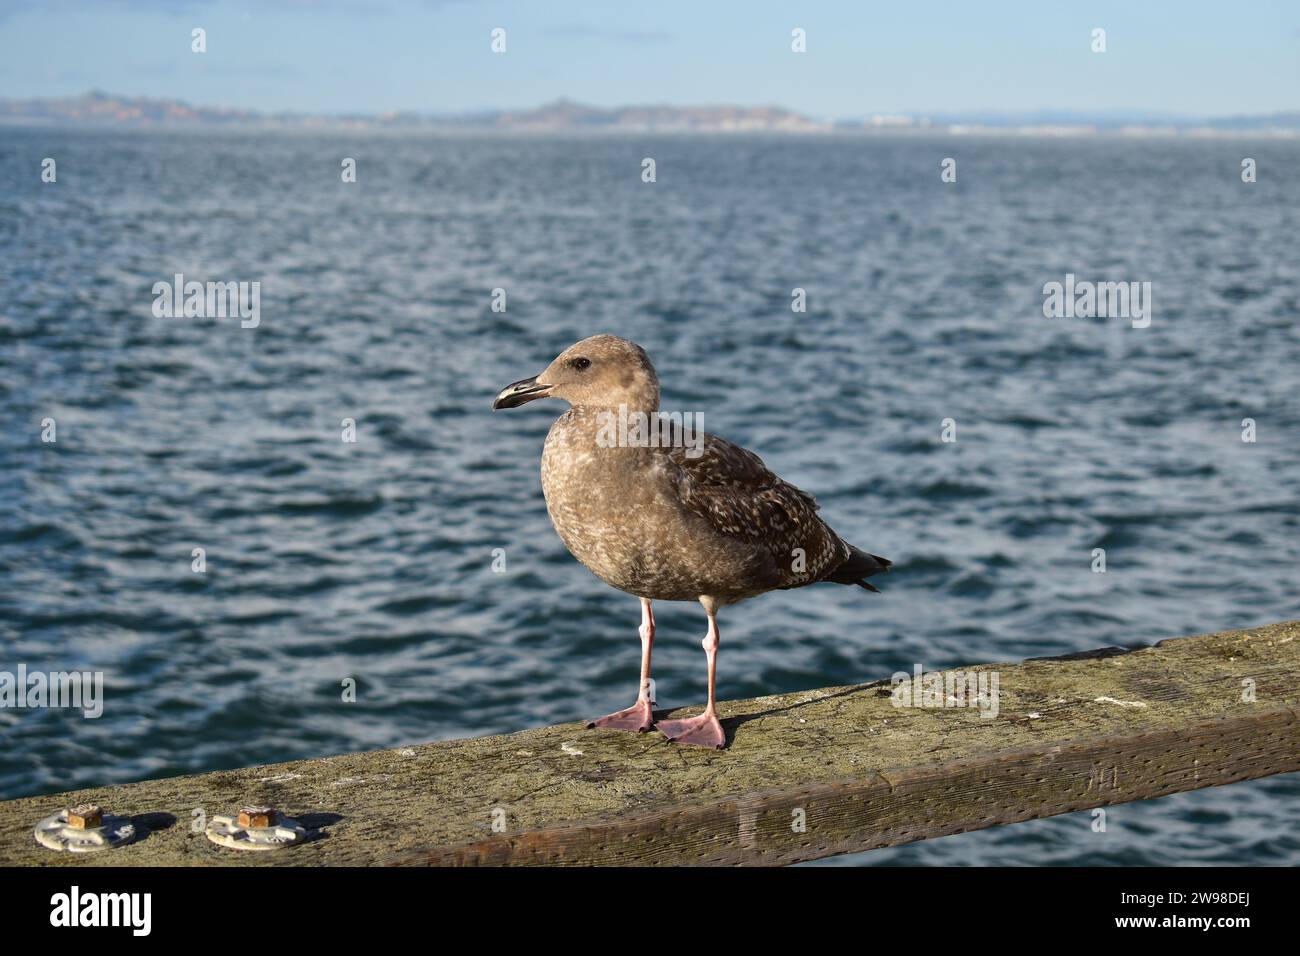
405,709 -> 1298,866
1,620 -> 1297,866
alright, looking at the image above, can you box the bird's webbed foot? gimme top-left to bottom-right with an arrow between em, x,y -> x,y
586,698 -> 656,733
655,710 -> 726,749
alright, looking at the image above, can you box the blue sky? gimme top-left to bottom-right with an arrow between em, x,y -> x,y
0,0 -> 1297,117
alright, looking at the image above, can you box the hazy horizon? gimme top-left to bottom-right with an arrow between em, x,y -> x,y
7,88 -> 1300,125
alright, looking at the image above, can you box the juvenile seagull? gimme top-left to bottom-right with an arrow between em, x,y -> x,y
493,335 -> 890,749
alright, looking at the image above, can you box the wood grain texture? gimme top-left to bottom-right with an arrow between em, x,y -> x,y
1,620 -> 1297,866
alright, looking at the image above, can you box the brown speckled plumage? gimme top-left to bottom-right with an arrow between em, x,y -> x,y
541,414 -> 873,603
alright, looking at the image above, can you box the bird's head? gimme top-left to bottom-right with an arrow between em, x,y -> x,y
493,335 -> 660,412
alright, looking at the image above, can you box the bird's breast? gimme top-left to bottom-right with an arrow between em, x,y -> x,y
537,412 -> 777,602
539,422 -> 693,597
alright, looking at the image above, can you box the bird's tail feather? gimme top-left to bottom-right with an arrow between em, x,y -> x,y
826,546 -> 892,591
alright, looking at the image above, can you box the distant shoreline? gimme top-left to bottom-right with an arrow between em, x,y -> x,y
4,92 -> 1299,138
3,119 -> 1298,140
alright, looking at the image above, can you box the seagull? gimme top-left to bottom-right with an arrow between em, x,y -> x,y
493,335 -> 890,749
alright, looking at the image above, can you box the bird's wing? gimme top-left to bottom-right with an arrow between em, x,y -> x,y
664,430 -> 851,587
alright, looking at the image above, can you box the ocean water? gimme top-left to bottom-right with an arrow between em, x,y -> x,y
1,128 -> 1298,866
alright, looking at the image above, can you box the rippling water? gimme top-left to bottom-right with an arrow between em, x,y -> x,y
2,129 -> 1298,865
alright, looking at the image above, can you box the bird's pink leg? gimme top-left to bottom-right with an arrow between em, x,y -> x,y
586,598 -> 656,733
656,607 -> 726,749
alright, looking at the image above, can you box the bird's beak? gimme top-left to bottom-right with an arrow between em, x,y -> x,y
493,375 -> 553,410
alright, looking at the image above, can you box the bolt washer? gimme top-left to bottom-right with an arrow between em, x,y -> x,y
34,810 -> 139,852
206,812 -> 309,851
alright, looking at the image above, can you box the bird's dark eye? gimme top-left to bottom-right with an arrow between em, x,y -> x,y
568,357 -> 592,371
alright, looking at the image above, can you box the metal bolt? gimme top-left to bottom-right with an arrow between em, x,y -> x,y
36,805 -> 139,852
238,806 -> 277,829
207,808 -> 307,851
66,804 -> 103,830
